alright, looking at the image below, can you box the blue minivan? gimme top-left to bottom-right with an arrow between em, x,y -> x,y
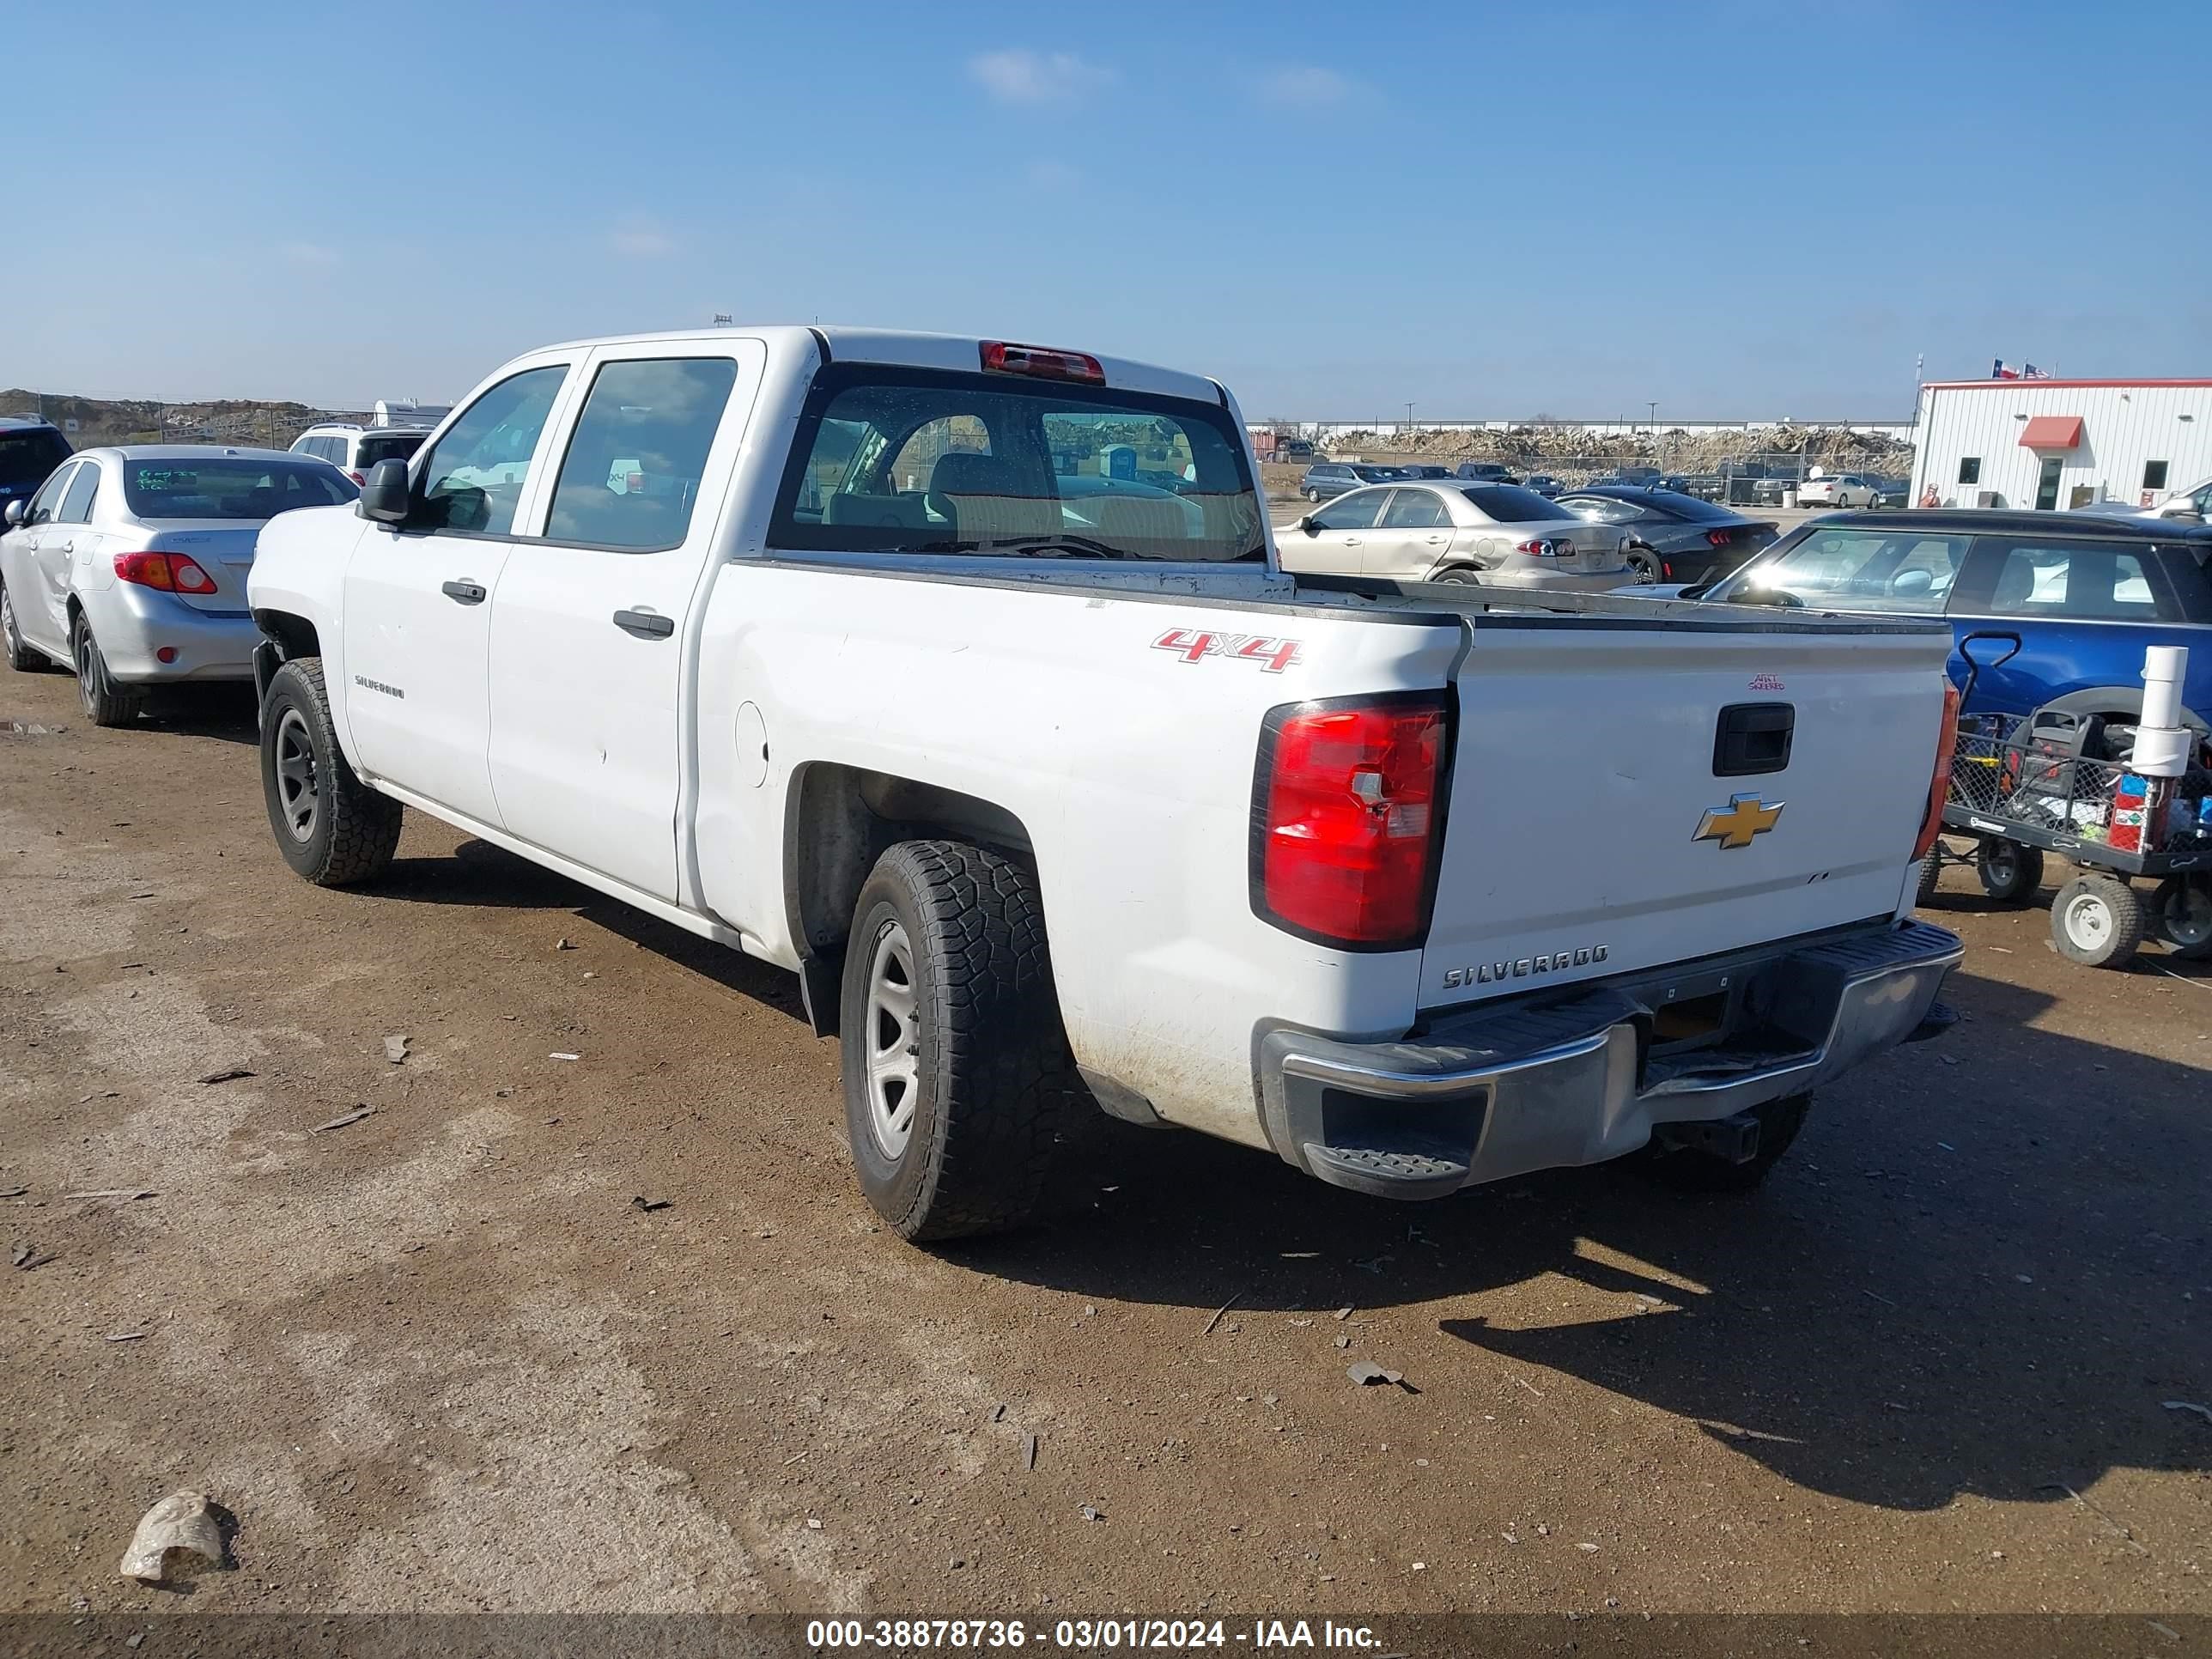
1698,509 -> 2212,727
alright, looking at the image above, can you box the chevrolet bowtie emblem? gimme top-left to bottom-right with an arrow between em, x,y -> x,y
1695,793 -> 1785,849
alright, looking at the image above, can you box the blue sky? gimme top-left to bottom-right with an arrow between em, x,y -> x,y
10,0 -> 2209,418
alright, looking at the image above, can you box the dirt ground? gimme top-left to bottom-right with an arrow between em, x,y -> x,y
3,666 -> 2209,1622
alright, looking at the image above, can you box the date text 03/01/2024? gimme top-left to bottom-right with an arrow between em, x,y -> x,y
804,1618 -> 1384,1650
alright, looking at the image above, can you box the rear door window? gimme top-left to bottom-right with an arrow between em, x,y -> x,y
1969,539 -> 2172,622
539,356 -> 739,550
1381,489 -> 1450,530
58,462 -> 101,523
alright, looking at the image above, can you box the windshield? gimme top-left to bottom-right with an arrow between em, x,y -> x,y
772,365 -> 1264,561
1710,526 -> 1971,611
1462,484 -> 1562,524
356,432 -> 427,469
0,428 -> 71,487
124,459 -> 359,520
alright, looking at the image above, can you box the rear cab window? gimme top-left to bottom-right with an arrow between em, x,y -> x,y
772,364 -> 1263,562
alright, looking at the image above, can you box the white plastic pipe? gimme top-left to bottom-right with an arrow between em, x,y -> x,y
2142,644 -> 2188,732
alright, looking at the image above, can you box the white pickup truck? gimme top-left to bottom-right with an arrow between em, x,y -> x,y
246,326 -> 1963,1240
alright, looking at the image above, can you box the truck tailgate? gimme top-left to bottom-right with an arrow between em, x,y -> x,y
1419,615 -> 1950,1011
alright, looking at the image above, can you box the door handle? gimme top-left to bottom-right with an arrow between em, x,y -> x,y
613,607 -> 675,639
1343,537 -> 1363,546
1424,535 -> 1449,545
440,579 -> 486,605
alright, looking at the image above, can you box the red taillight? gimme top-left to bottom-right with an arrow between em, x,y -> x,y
1706,529 -> 1734,548
348,470 -> 367,486
1513,537 -> 1564,557
1913,683 -> 1962,862
980,340 -> 1106,384
1255,696 -> 1449,948
114,551 -> 218,594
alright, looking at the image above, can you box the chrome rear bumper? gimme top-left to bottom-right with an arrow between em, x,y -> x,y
1256,919 -> 1962,1199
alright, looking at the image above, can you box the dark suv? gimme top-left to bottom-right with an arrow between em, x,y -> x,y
1299,461 -> 1403,502
0,417 -> 72,522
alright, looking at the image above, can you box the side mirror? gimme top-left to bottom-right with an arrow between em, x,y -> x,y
2158,501 -> 2203,522
356,458 -> 412,525
3,500 -> 22,528
1297,515 -> 1321,536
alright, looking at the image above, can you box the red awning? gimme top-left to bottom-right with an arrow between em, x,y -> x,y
2019,415 -> 2083,449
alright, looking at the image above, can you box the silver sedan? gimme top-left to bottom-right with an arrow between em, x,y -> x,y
0,446 -> 356,725
1277,480 -> 1633,589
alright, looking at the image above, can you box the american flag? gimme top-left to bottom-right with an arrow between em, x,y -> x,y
1991,359 -> 2021,380
2022,363 -> 2050,379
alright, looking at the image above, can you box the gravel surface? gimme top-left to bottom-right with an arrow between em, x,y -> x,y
2,668 -> 2209,1618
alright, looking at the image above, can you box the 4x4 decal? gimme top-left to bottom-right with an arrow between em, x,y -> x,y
1152,628 -> 1304,673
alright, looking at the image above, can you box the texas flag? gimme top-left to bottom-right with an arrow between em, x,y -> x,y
1991,359 -> 2021,380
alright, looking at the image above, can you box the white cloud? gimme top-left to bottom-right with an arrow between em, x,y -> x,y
610,215 -> 678,258
281,242 -> 339,268
1255,64 -> 1360,108
969,48 -> 1112,105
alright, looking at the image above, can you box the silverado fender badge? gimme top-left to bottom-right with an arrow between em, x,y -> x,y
1695,793 -> 1784,849
1152,628 -> 1303,673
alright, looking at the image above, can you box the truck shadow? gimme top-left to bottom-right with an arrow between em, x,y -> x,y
964,968 -> 2212,1514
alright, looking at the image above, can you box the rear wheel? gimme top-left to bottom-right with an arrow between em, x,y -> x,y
840,839 -> 1078,1241
2050,872 -> 2144,968
1975,839 -> 2043,905
71,612 -> 139,727
1431,568 -> 1480,586
1916,846 -> 1943,906
1304,488 -> 1320,502
1,582 -> 41,672
1641,1093 -> 1810,1194
1624,545 -> 1661,583
259,657 -> 404,886
2154,873 -> 2212,961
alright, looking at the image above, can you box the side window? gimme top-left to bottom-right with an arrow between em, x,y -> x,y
1984,542 -> 2166,621
58,461 -> 101,524
1957,457 -> 1981,485
25,463 -> 74,526
415,366 -> 568,535
289,435 -> 314,455
541,357 -> 739,550
1382,489 -> 1449,530
1310,489 -> 1385,532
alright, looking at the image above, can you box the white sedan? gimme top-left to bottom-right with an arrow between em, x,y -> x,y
1277,480 -> 1633,589
0,446 -> 356,725
1796,472 -> 1881,508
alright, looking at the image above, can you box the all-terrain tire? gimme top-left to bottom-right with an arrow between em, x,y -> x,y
2050,872 -> 2145,969
1916,846 -> 1942,907
1639,1092 -> 1810,1194
2,580 -> 43,672
1975,839 -> 2043,904
839,839 -> 1079,1242
71,611 -> 140,726
259,657 -> 404,886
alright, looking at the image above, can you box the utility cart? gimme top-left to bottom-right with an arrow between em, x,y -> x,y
1922,633 -> 2212,968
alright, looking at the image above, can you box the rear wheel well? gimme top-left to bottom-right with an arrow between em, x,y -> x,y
784,763 -> 1036,1035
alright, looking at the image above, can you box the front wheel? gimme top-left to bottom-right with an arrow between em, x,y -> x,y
259,657 -> 404,885
2,582 -> 44,672
840,839 -> 1078,1241
1975,839 -> 2043,905
71,612 -> 140,727
2154,873 -> 2212,961
2050,872 -> 2144,968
